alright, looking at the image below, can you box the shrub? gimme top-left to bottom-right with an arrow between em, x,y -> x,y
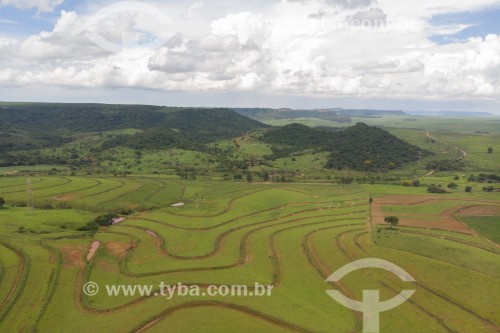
94,213 -> 119,226
427,184 -> 447,194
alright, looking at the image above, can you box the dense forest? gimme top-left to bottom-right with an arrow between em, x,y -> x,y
262,123 -> 425,171
0,103 -> 424,173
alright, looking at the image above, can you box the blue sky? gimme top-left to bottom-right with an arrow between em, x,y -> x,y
429,5 -> 500,44
0,0 -> 499,112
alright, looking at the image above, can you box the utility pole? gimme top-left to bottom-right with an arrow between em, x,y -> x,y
27,178 -> 34,213
418,151 -> 423,165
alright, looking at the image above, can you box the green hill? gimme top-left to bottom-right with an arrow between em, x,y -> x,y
0,103 -> 425,173
262,123 -> 425,171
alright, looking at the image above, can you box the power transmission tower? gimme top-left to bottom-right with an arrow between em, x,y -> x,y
418,151 -> 423,165
27,178 -> 35,213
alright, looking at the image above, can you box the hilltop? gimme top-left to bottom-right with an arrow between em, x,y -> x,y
262,123 -> 424,171
0,103 -> 425,175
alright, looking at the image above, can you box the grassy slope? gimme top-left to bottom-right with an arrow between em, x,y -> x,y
0,177 -> 498,332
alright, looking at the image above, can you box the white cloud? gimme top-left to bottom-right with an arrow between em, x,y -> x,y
0,0 -> 499,104
0,0 -> 63,12
0,18 -> 19,24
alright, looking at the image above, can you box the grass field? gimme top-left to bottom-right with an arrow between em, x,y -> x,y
0,175 -> 498,332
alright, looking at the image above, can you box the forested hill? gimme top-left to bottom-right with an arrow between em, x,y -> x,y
0,103 -> 424,172
0,104 -> 267,136
263,123 -> 425,171
0,103 -> 166,132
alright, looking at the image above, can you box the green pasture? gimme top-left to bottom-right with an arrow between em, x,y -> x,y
0,177 -> 498,332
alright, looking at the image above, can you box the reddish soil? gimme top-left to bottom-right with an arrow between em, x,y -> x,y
105,242 -> 133,258
371,196 -> 486,234
56,194 -> 75,201
86,241 -> 100,261
61,246 -> 85,268
456,205 -> 500,216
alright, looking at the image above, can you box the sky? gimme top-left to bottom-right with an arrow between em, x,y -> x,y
0,0 -> 499,113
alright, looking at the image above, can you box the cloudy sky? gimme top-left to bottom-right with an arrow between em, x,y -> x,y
0,0 -> 499,112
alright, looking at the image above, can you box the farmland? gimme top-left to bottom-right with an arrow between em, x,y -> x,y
0,105 -> 499,332
0,175 -> 498,332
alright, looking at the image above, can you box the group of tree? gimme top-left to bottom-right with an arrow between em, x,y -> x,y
78,213 -> 119,234
425,159 -> 464,171
482,186 -> 499,192
263,123 -> 426,172
402,179 -> 420,187
468,173 -> 500,183
427,184 -> 448,194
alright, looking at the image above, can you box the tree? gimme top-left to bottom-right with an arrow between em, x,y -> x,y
412,180 -> 420,187
465,186 -> 472,193
447,182 -> 458,189
94,213 -> 119,226
246,173 -> 253,183
427,184 -> 447,194
384,216 -> 399,229
487,147 -> 493,154
0,197 -> 5,208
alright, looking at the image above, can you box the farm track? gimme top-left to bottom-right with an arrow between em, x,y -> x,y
136,189 -> 366,230
302,226 -> 365,331
158,188 -> 272,218
1,177 -> 497,332
45,178 -> 103,199
32,242 -> 62,332
132,301 -> 318,333
113,214 -> 366,276
0,177 -> 43,189
333,228 -> 457,333
76,219 -> 365,314
372,195 -> 500,234
0,240 -> 29,322
1,176 -> 71,195
72,190 -> 368,317
98,178 -> 145,204
137,199 -> 366,231
355,231 -> 499,329
74,178 -> 127,200
132,207 -> 368,261
140,179 -> 167,203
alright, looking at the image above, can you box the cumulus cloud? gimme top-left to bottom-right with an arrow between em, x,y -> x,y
349,8 -> 387,26
0,0 -> 63,12
0,0 -> 499,102
148,34 -> 271,88
16,11 -> 110,61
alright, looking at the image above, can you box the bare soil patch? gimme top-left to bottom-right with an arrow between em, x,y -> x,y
86,241 -> 100,261
61,246 -> 85,268
456,205 -> 500,217
105,241 -> 133,258
371,195 -> 481,234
